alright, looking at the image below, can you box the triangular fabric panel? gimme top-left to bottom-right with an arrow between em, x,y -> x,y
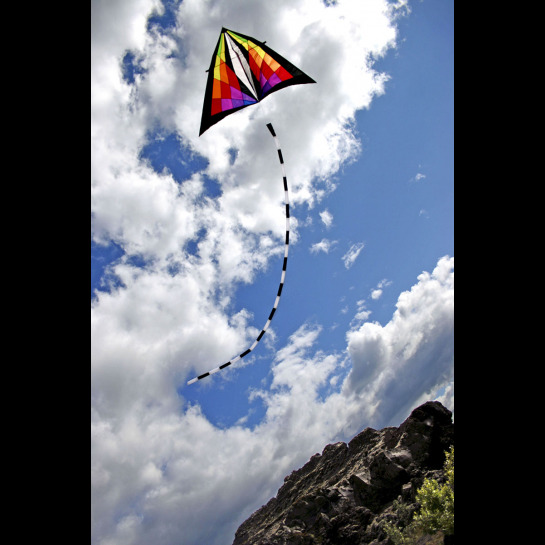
199,28 -> 315,136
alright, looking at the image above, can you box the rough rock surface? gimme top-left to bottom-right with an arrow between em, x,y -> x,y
232,401 -> 454,545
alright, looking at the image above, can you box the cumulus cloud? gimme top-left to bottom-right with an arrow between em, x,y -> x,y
344,256 -> 454,426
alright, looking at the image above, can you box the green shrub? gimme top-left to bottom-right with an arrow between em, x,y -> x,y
413,446 -> 454,536
383,446 -> 454,544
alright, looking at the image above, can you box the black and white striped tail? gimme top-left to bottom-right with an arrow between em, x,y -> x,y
187,123 -> 290,385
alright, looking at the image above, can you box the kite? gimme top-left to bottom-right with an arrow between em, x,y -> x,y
198,27 -> 315,136
188,28 -> 315,385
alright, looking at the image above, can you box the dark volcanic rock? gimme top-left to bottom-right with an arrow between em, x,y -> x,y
232,401 -> 454,545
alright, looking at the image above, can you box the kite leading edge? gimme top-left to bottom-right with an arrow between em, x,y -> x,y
199,27 -> 315,136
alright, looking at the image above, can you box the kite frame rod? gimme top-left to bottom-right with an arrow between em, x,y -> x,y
187,123 -> 290,385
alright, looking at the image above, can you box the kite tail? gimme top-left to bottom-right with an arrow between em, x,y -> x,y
187,123 -> 290,385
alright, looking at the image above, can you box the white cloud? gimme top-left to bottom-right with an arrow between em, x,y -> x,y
350,298 -> 372,326
342,241 -> 365,268
343,256 -> 454,426
370,278 -> 392,299
371,288 -> 383,299
310,238 -> 337,254
319,208 -> 334,228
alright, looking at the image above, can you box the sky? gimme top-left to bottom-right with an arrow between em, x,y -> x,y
91,1 -> 454,544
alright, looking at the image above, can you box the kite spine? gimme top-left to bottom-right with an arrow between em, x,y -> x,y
187,123 -> 290,385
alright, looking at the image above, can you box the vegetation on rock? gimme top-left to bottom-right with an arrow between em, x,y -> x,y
384,446 -> 454,544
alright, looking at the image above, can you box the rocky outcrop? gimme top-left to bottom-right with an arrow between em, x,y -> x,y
232,401 -> 454,545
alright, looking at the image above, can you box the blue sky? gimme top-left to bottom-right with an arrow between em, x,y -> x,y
91,1 -> 453,544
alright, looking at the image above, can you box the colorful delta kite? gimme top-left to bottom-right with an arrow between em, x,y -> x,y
199,28 -> 315,136
188,29 -> 315,386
